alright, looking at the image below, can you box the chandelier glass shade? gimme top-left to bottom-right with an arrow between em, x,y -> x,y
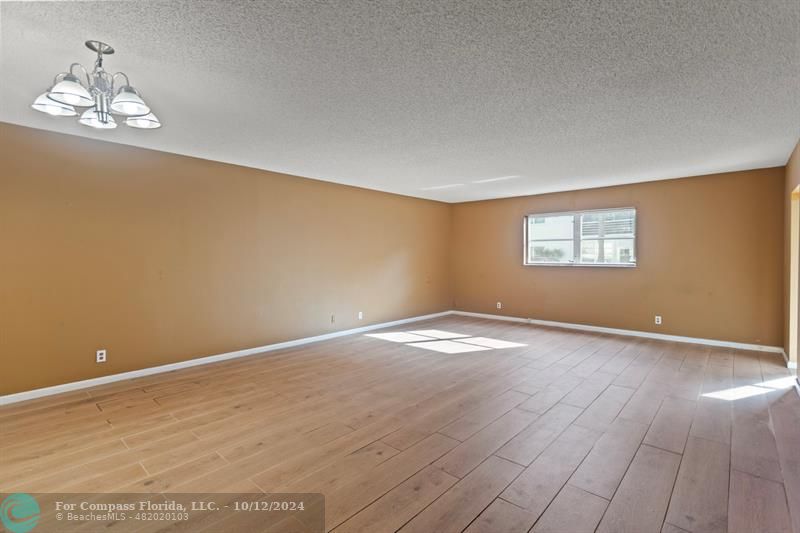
126,113 -> 161,129
110,86 -> 149,116
31,92 -> 78,116
79,109 -> 118,129
32,40 -> 161,130
48,74 -> 94,107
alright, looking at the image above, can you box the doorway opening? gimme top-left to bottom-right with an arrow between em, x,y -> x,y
790,185 -> 799,376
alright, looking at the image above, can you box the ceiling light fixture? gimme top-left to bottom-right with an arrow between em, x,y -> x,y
31,40 -> 161,130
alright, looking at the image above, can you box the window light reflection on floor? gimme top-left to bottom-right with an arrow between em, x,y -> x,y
409,340 -> 492,353
365,330 -> 527,353
758,376 -> 797,389
408,329 -> 471,339
702,385 -> 775,401
456,337 -> 527,349
702,375 -> 797,401
365,332 -> 439,343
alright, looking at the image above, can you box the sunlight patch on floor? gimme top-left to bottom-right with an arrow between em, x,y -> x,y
703,385 -> 774,401
365,330 -> 527,353
456,337 -> 527,349
758,376 -> 797,389
409,340 -> 492,353
408,329 -> 471,339
366,332 -> 439,343
702,375 -> 796,401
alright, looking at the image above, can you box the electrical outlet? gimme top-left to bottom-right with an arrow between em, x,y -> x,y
358,311 -> 363,320
96,349 -> 107,363
496,302 -> 502,310
655,315 -> 662,325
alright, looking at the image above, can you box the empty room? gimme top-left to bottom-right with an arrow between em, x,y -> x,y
1,1 -> 799,532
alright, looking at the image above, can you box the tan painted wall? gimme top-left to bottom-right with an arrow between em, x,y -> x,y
785,140 -> 800,364
1,120 -> 790,396
0,123 -> 452,395
451,168 -> 786,346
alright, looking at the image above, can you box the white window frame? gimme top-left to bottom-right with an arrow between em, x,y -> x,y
523,207 -> 637,267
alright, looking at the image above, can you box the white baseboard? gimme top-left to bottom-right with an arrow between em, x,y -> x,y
452,310 -> 786,355
2,308 -> 792,405
0,310 -> 453,406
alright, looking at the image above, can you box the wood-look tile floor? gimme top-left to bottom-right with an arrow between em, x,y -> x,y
2,316 -> 799,533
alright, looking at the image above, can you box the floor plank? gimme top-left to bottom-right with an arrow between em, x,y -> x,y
690,397 -> 732,445
435,408 -> 537,478
324,433 -> 459,529
596,445 -> 681,533
398,455 -> 522,533
518,373 -> 583,413
665,436 -> 729,533
532,484 -> 609,533
643,397 -> 696,454
572,384 -> 635,432
728,469 -> 792,533
569,417 -> 649,499
560,370 -> 615,408
662,522 -> 692,533
438,389 -> 530,441
731,393 -> 783,482
501,424 -> 601,516
768,390 -> 800,533
495,403 -> 583,466
333,465 -> 458,533
463,498 -> 538,533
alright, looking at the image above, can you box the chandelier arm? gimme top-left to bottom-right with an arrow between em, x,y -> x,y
51,72 -> 68,87
69,63 -> 92,86
111,72 -> 131,94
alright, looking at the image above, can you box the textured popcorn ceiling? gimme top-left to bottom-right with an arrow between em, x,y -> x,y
0,1 -> 798,202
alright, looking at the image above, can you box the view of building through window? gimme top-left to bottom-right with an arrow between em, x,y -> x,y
525,208 -> 636,266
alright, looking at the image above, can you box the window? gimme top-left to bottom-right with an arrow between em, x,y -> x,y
524,208 -> 636,266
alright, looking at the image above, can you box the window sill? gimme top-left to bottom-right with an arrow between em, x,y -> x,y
523,263 -> 637,268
